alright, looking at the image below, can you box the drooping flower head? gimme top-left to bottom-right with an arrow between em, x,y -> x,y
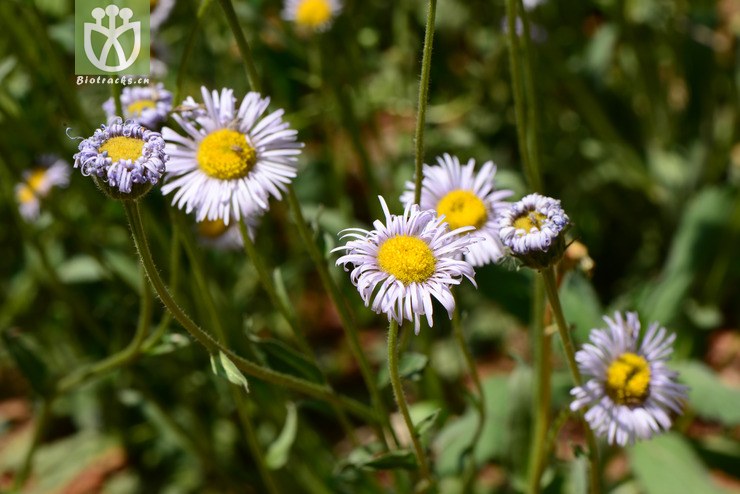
400,153 -> 513,266
498,193 -> 570,269
335,197 -> 477,334
161,87 -> 303,224
103,83 -> 173,129
282,0 -> 342,32
15,155 -> 70,221
570,312 -> 688,446
73,119 -> 168,199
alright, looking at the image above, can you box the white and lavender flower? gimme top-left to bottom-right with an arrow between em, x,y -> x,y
498,193 -> 570,269
103,83 -> 173,129
334,196 -> 477,334
73,119 -> 168,198
571,311 -> 688,446
15,155 -> 70,221
161,87 -> 303,224
400,153 -> 513,266
282,0 -> 342,31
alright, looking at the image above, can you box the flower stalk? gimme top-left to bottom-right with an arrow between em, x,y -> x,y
413,0 -> 437,205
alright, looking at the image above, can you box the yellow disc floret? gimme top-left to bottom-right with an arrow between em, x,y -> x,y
197,129 -> 256,180
100,137 -> 145,162
295,0 -> 332,28
377,235 -> 436,285
198,218 -> 229,238
513,211 -> 547,232
606,353 -> 651,406
436,189 -> 488,230
127,99 -> 156,117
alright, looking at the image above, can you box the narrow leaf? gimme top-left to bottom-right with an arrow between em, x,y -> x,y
210,351 -> 249,393
265,403 -> 298,470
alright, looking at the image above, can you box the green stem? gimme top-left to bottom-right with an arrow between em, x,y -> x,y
175,0 -> 214,103
504,0 -> 540,192
541,266 -> 600,494
217,0 -> 261,92
57,271 -> 152,394
122,200 -> 377,424
388,320 -> 433,489
452,305 -> 485,490
517,0 -> 543,192
285,186 -> 398,448
112,82 -> 123,118
527,277 -> 551,494
12,397 -> 54,491
172,214 -> 279,494
413,0 -> 437,205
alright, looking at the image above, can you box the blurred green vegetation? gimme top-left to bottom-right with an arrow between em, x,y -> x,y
0,0 -> 739,492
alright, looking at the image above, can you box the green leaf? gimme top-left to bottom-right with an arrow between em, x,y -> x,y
559,271 -> 604,344
248,334 -> 324,384
673,362 -> 740,425
272,267 -> 294,320
415,408 -> 442,437
629,433 -> 728,494
1,329 -> 51,396
210,351 -> 249,393
57,255 -> 107,284
362,450 -> 417,471
265,403 -> 298,470
377,352 -> 429,388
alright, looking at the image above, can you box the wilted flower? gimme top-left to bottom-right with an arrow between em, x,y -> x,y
400,153 -> 512,266
571,312 -> 688,446
334,197 -> 477,334
498,193 -> 570,269
161,87 -> 303,224
14,156 -> 70,221
73,119 -> 168,199
282,0 -> 342,31
103,83 -> 173,129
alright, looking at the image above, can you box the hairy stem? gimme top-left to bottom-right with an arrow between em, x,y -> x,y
413,0 -> 437,205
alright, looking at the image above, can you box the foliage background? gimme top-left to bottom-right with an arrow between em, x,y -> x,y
0,0 -> 739,492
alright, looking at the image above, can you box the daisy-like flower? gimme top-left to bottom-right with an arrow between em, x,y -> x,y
73,119 -> 168,199
161,87 -> 303,224
103,83 -> 173,129
570,312 -> 688,446
335,197 -> 477,334
282,0 -> 342,32
14,156 -> 70,221
400,153 -> 513,266
498,193 -> 570,269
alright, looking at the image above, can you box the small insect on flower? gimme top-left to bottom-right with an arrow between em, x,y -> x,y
498,193 -> 570,269
400,153 -> 513,266
571,312 -> 688,446
73,119 -> 168,200
282,0 -> 342,32
14,155 -> 70,221
161,87 -> 303,224
335,197 -> 477,335
103,83 -> 173,129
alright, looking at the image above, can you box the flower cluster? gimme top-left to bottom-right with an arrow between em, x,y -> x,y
498,193 -> 570,269
161,87 -> 303,225
401,153 -> 512,266
335,197 -> 477,334
73,119 -> 168,199
571,312 -> 688,446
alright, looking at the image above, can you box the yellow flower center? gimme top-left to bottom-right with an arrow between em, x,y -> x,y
197,218 -> 229,238
513,211 -> 547,232
127,99 -> 157,117
16,170 -> 48,204
606,352 -> 651,406
295,0 -> 332,28
436,189 -> 488,230
197,129 -> 256,180
100,136 -> 145,162
377,235 -> 436,285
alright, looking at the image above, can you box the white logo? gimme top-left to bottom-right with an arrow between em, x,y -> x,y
83,5 -> 141,72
